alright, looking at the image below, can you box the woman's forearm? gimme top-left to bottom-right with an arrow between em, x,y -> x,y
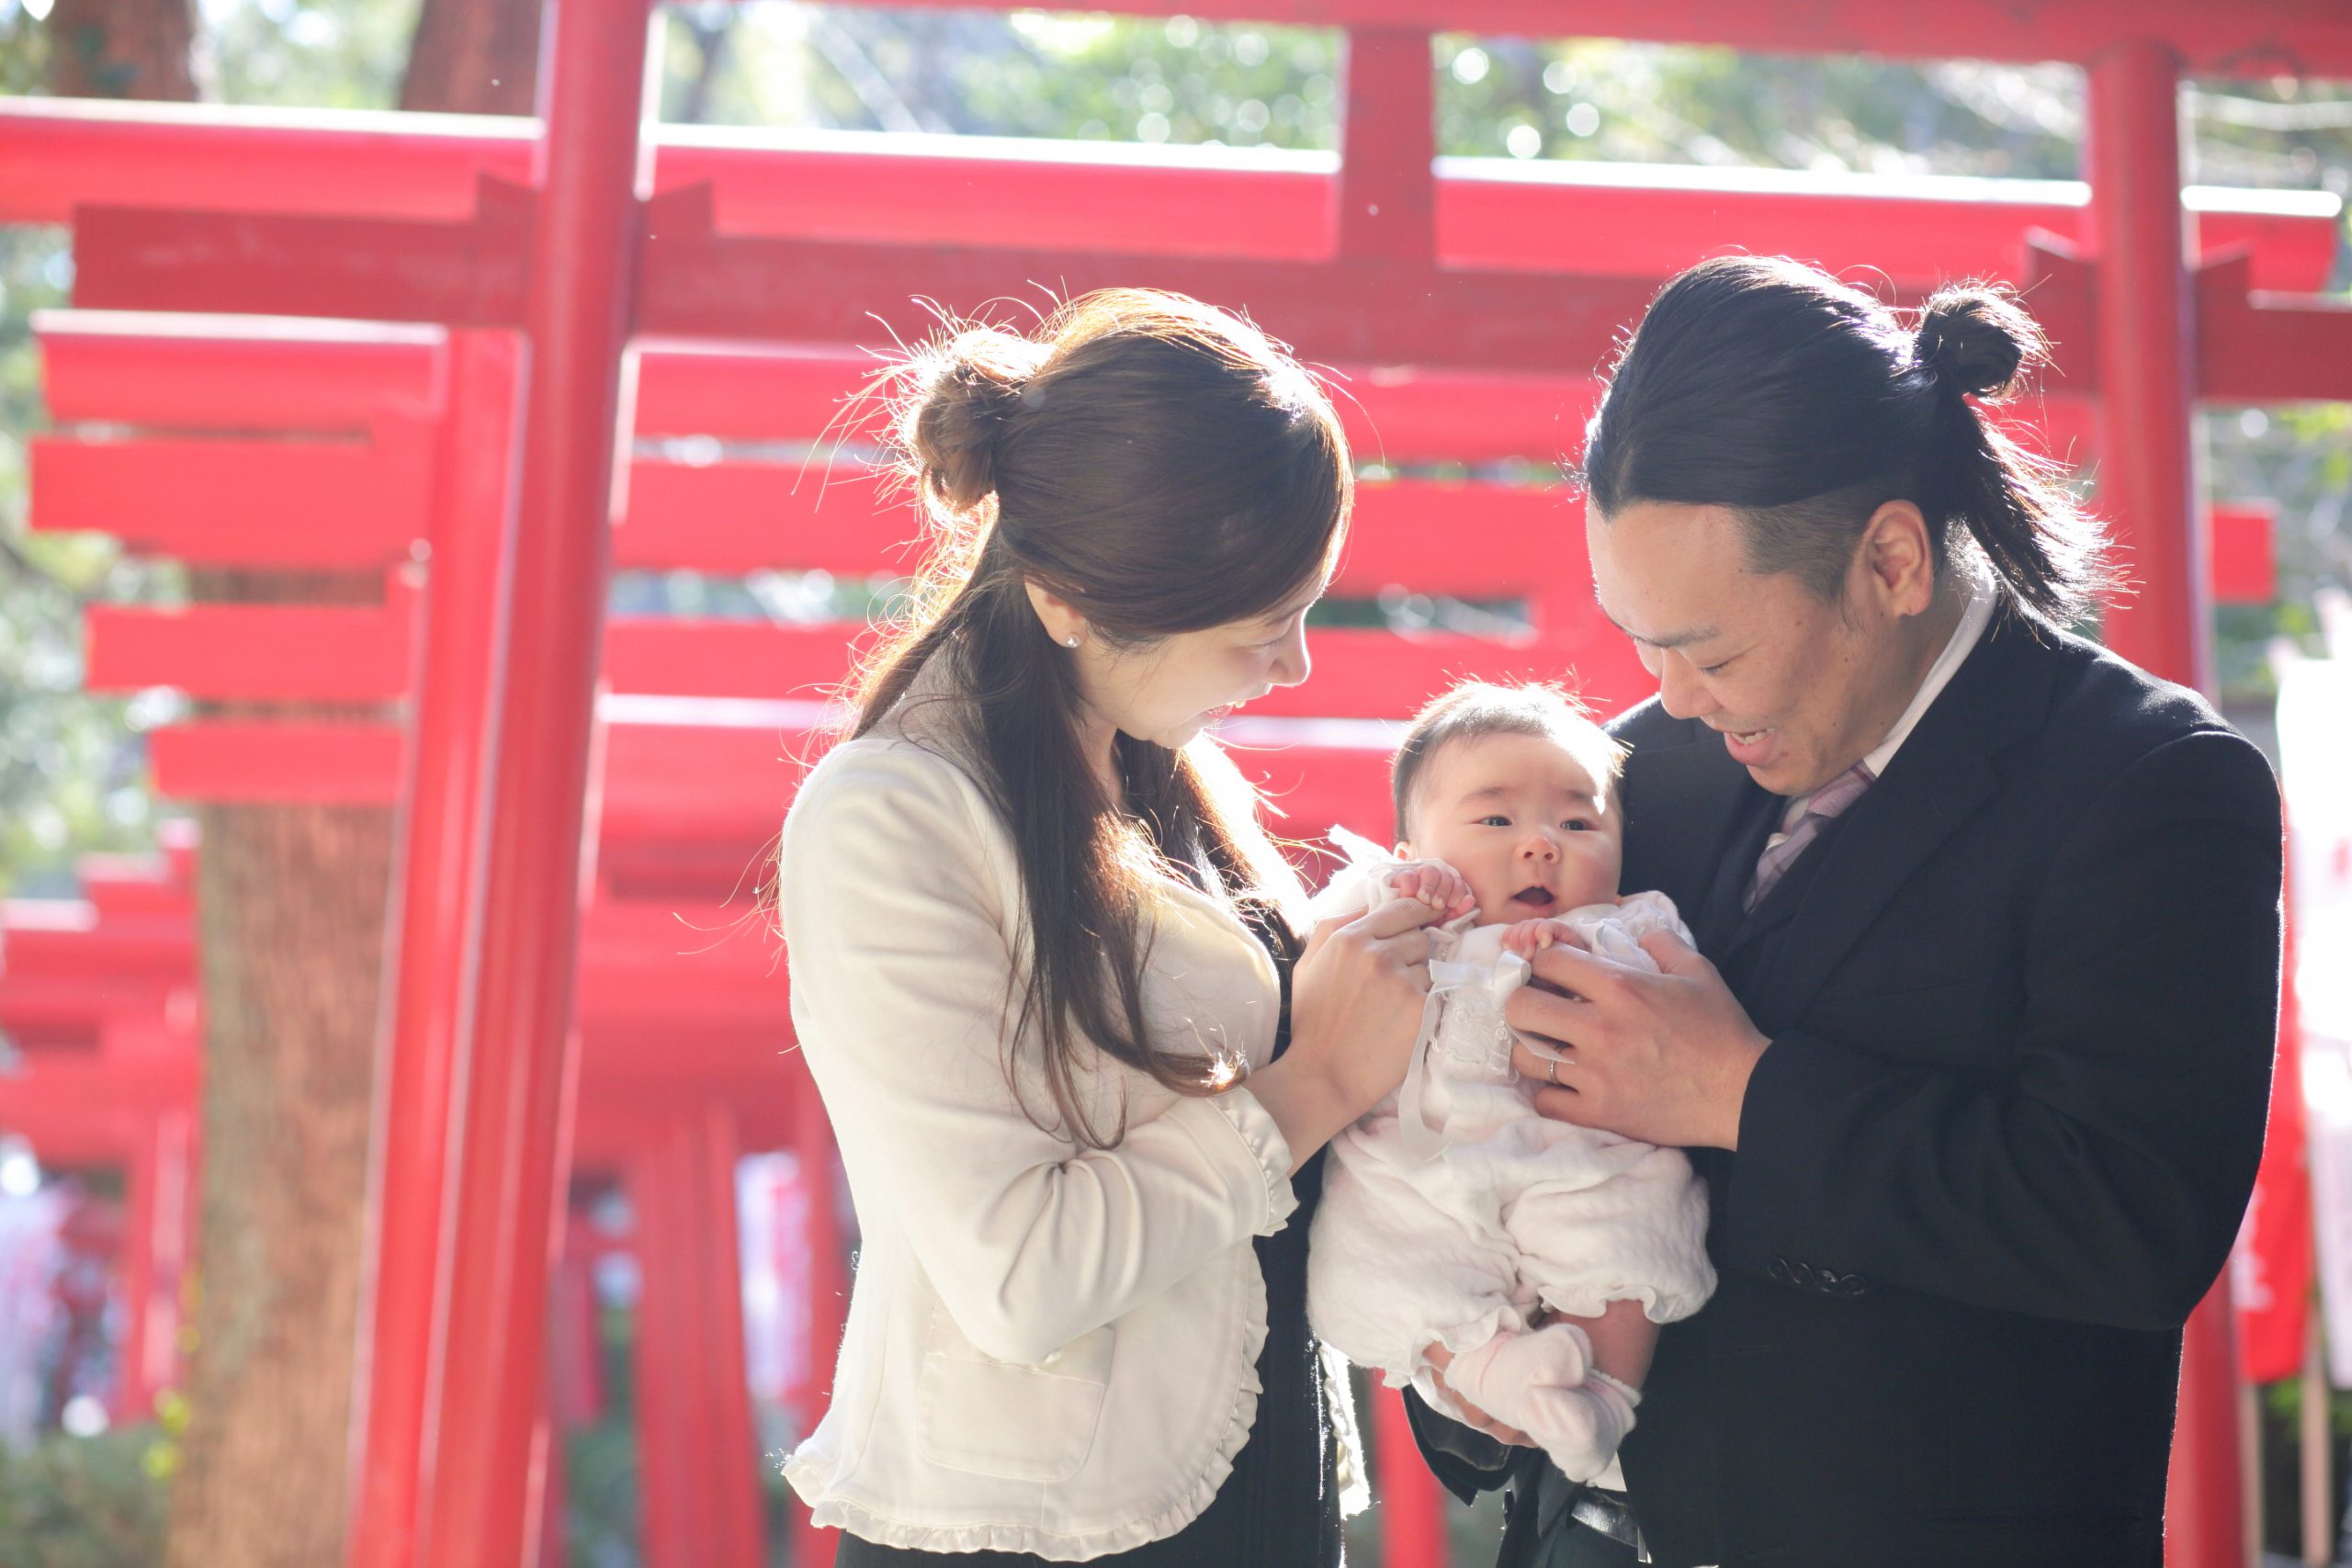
1240,1053 -> 1356,1174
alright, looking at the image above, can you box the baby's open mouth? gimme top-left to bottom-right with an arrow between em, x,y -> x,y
1511,886 -> 1555,909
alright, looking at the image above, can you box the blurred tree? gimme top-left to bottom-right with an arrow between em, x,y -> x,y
28,6 -> 371,1565
16,6 -> 537,1568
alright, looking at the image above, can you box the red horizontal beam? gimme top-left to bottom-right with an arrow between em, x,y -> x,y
141,715 -> 1415,848
28,316 -> 2102,467
0,893 -> 784,1039
2198,255 -> 2352,405
149,722 -> 406,805
85,601 -> 414,703
35,310 -> 444,431
2211,502 -> 2277,606
92,496 -> 2267,715
0,910 -> 195,980
8,101 -> 2334,292
28,428 -> 433,568
2029,238 -> 2352,407
63,191 -> 2343,391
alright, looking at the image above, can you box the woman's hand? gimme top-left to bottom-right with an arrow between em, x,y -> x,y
1243,894 -> 1461,1169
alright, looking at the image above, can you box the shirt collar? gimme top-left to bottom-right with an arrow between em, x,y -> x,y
1863,566 -> 1996,781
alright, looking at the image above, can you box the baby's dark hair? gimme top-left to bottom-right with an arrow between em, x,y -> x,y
1391,681 -> 1627,842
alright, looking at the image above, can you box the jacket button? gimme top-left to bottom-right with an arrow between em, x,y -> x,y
1786,1258 -> 1818,1289
1766,1257 -> 1792,1283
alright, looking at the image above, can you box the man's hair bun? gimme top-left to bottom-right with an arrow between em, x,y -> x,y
1913,283 -> 2047,401
901,326 -> 1052,513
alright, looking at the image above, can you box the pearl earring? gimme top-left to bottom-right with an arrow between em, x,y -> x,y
1063,635 -> 1080,649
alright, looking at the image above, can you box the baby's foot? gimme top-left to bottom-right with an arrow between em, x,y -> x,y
1442,1324 -> 1639,1482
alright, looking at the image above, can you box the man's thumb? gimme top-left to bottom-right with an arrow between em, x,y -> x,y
1640,928 -> 1706,975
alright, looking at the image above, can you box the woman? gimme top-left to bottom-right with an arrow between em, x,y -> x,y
775,288 -> 1455,1563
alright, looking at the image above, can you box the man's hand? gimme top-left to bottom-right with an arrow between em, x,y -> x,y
1505,929 -> 1769,1150
1422,1342 -> 1533,1448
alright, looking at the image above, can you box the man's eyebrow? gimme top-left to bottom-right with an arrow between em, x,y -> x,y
1596,601 -> 1719,651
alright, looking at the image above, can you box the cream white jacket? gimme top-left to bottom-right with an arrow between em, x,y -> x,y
775,694 -> 1317,1559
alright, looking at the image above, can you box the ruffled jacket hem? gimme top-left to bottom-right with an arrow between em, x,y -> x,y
783,1253 -> 1271,1562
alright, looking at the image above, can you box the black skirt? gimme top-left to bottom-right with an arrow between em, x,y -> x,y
837,906 -> 1344,1567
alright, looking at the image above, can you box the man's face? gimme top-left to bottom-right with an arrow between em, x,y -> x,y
1588,501 -> 1925,798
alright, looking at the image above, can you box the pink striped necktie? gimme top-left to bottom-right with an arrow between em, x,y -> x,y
1746,761 -> 1876,911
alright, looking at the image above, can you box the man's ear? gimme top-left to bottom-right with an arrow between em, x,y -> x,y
1858,499 -> 1937,618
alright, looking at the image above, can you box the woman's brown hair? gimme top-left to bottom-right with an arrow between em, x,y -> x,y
844,288 -> 1351,1148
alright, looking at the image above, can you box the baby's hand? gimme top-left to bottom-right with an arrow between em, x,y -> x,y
1501,919 -> 1590,959
1385,861 -> 1475,920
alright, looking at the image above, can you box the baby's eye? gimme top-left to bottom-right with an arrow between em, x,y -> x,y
1477,814 -> 1512,828
1562,818 -> 1591,832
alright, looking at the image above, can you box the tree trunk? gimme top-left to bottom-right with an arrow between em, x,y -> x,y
401,0 -> 542,116
166,781 -> 391,1568
44,0 -> 198,100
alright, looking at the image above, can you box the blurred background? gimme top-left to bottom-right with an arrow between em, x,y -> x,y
0,3 -> 2346,1566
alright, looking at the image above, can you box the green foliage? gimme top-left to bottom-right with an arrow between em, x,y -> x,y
0,1426 -> 171,1568
1433,39 -> 2079,174
676,6 -> 1342,151
196,0 -> 413,110
0,228 -> 177,896
562,1416 -> 641,1568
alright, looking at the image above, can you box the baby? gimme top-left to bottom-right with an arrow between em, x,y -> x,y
1306,681 -> 1714,1483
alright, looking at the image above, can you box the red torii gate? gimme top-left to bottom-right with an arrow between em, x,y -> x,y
1,299 -> 2288,1567
4,1 -> 2348,1565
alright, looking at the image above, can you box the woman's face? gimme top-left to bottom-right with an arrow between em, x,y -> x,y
1080,574 -> 1326,751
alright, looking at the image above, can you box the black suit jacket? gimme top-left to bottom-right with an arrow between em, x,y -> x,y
1413,606 -> 2283,1568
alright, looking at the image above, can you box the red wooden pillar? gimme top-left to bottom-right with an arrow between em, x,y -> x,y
116,1106 -> 193,1420
1338,30 -> 1453,1566
793,1068 -> 846,1568
416,0 -> 654,1562
2088,39 -> 2211,694
347,330 -> 522,1568
628,1109 -> 764,1568
2088,37 -> 2243,1568
1336,27 -> 1436,264
1373,1384 -> 1449,1568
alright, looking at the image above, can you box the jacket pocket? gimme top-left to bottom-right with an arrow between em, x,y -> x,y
916,1315 -> 1114,1483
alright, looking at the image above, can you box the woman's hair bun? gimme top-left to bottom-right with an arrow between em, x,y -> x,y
902,325 -> 1053,513
1913,283 -> 2048,401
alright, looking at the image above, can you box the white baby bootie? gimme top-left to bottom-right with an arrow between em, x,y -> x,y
1442,1322 -> 1641,1483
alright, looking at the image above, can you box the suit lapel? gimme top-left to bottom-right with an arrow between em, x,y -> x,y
1619,722 -> 1768,946
1746,607 -> 2059,1028
1707,797 -> 1786,958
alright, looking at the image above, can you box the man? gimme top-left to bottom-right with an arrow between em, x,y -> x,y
1410,257 -> 2283,1568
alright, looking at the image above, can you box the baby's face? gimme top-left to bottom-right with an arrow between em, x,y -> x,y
1399,730 -> 1623,926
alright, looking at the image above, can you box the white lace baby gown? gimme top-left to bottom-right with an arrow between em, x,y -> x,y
1303,830 -> 1716,1432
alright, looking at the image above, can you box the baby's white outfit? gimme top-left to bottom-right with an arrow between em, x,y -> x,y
1305,829 -> 1715,1481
